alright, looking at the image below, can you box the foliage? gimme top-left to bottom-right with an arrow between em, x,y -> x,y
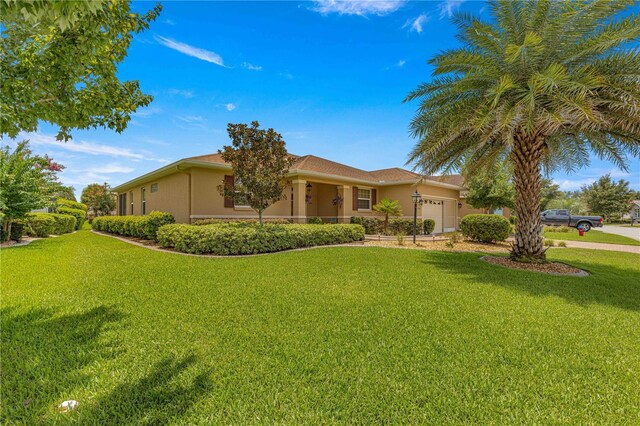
544,239 -> 555,247
544,225 -> 571,233
558,241 -> 567,248
460,214 -> 511,243
423,218 -> 436,235
157,223 -> 365,255
217,121 -> 296,225
193,218 -> 291,225
0,1 -> 161,141
81,183 -> 116,217
546,190 -> 589,215
92,211 -> 175,241
464,165 -> 515,211
24,213 -> 76,237
56,198 -> 87,212
372,198 -> 402,230
57,207 -> 86,230
307,217 -> 323,224
405,1 -> 640,261
0,141 -> 63,237
3,231 -> 640,423
540,178 -> 561,211
9,220 -> 24,242
582,174 -> 634,221
50,184 -> 77,202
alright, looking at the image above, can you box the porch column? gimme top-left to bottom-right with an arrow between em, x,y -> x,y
337,185 -> 352,223
292,179 -> 307,223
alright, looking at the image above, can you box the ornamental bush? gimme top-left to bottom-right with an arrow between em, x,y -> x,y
351,216 -> 437,235
423,219 -> 435,235
57,206 -> 86,230
157,223 -> 365,255
56,198 -> 88,212
193,218 -> 291,226
10,220 -> 25,242
307,217 -> 323,224
92,211 -> 175,240
460,214 -> 511,243
24,213 -> 76,237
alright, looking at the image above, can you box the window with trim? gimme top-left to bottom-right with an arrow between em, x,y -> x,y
357,188 -> 371,210
141,188 -> 146,215
129,191 -> 134,215
151,183 -> 158,193
234,178 -> 250,208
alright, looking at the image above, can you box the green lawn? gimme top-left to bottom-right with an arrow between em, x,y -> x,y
2,230 -> 640,423
544,228 -> 640,245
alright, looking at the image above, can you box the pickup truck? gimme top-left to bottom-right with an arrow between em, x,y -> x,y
541,209 -> 603,232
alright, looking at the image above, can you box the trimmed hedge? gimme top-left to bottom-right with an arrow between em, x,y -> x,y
350,217 -> 437,235
92,211 -> 175,240
57,207 -> 86,230
10,220 -> 25,242
460,214 -> 511,243
24,213 -> 76,237
193,218 -> 292,225
157,223 -> 365,255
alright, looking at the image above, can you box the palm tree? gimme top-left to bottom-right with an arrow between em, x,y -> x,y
373,198 -> 403,230
405,0 -> 640,261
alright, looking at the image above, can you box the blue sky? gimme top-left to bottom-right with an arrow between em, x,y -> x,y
9,0 -> 640,197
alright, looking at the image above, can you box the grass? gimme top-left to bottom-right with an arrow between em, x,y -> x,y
2,229 -> 640,423
544,228 -> 640,245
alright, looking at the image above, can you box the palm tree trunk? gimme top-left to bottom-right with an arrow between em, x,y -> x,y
510,133 -> 546,261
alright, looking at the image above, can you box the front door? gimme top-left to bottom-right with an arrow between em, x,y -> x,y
422,199 -> 443,233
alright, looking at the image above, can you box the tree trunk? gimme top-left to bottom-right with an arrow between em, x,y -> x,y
258,210 -> 263,226
510,133 -> 546,262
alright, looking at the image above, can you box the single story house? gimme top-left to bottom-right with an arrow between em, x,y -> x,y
112,152 -> 508,233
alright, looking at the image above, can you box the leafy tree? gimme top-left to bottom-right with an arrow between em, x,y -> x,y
373,198 -> 402,230
546,191 -> 589,215
50,183 -> 77,202
582,174 -> 634,222
464,165 -> 515,212
540,178 -> 561,211
405,1 -> 640,261
81,183 -> 116,217
218,121 -> 295,225
1,1 -> 161,141
0,141 -> 63,237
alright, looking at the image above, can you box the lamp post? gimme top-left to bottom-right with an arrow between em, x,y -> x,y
412,191 -> 422,244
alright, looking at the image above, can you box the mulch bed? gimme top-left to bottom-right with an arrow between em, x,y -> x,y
364,240 -> 511,253
481,256 -> 589,276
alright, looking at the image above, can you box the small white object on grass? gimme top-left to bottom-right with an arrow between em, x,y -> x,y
58,400 -> 78,412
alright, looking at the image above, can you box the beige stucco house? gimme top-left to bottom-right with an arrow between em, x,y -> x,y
113,152 -> 503,233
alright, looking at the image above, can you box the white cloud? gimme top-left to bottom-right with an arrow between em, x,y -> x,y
155,35 -> 226,67
403,13 -> 429,33
311,0 -> 405,16
167,89 -> 194,98
279,72 -> 294,80
397,59 -> 406,67
22,132 -> 146,159
439,0 -> 466,18
132,106 -> 162,117
242,62 -> 262,71
90,164 -> 135,174
162,19 -> 175,26
225,103 -> 236,111
177,115 -> 204,124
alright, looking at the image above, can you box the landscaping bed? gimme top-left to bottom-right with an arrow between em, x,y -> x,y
481,256 -> 589,276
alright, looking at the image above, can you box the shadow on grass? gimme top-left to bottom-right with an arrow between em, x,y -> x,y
420,251 -> 640,312
1,305 -> 124,422
81,354 -> 213,424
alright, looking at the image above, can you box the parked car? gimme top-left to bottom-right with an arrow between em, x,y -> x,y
541,209 -> 603,232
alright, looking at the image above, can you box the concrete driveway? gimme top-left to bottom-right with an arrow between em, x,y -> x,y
599,225 -> 640,241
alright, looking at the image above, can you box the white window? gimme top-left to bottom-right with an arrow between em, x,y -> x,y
357,188 -> 371,210
151,183 -> 158,193
234,178 -> 250,208
129,191 -> 134,215
141,188 -> 146,215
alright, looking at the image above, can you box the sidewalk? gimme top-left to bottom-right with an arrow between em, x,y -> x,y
554,240 -> 640,254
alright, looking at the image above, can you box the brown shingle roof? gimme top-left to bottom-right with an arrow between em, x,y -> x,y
183,152 -> 462,186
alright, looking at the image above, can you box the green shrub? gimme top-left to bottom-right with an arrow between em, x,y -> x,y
23,213 -> 76,237
423,219 -> 435,235
57,207 -> 86,230
56,198 -> 88,212
460,214 -> 511,243
193,218 -> 291,225
307,217 -> 323,225
544,239 -> 555,247
157,223 -> 365,255
10,220 -> 25,242
558,241 -> 567,247
92,211 -> 175,240
350,216 -> 379,234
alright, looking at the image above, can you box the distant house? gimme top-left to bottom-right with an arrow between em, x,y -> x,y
627,200 -> 640,222
112,152 -> 508,233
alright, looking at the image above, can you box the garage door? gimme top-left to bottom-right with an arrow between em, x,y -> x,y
422,199 -> 443,233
